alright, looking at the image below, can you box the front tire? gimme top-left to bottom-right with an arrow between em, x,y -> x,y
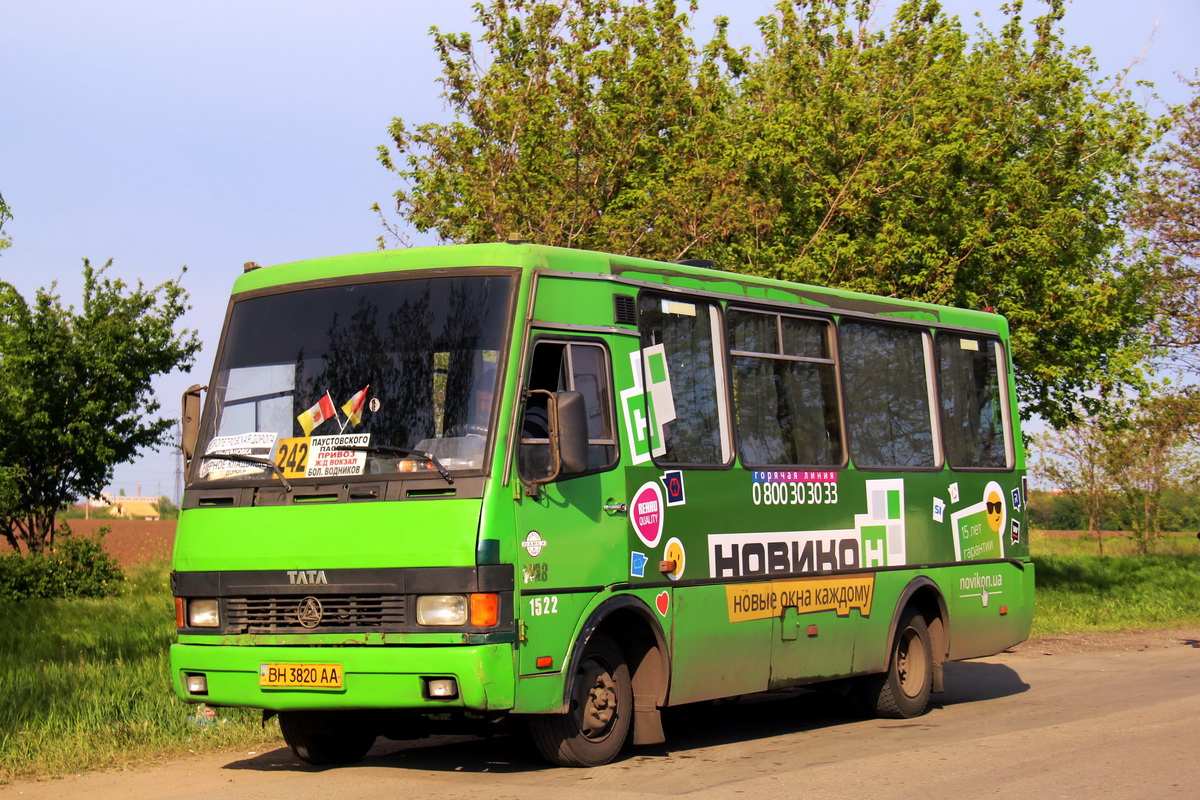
530,632 -> 632,767
279,711 -> 377,766
855,608 -> 933,719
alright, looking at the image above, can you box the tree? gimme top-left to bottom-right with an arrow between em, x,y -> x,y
381,0 -> 1163,427
729,0 -> 1160,428
1130,74 -> 1200,372
157,495 -> 180,521
378,0 -> 764,258
0,191 -> 11,254
0,193 -> 15,512
0,261 -> 200,554
1033,418 -> 1115,554
1102,391 -> 1200,555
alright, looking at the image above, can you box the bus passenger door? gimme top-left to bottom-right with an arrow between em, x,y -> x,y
512,336 -> 627,682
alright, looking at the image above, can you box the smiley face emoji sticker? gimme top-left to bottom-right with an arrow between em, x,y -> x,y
663,537 -> 685,581
986,491 -> 1004,531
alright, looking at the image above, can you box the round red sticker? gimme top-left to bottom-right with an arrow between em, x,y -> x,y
631,481 -> 664,547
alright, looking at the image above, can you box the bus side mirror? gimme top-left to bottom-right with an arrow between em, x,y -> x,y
181,384 -> 204,470
553,391 -> 589,475
520,389 -> 589,497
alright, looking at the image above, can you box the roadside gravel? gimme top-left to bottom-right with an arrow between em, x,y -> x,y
1007,625 -> 1200,657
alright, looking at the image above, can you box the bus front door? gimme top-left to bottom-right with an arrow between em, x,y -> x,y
512,337 -> 627,690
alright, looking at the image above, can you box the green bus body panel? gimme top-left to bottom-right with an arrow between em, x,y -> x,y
170,642 -> 514,711
176,632 -> 517,647
530,275 -> 632,328
667,583 -> 770,702
512,590 -> 603,711
947,560 -> 1035,660
175,243 -> 1033,725
173,501 -> 482,572
616,461 -> 1032,704
511,587 -> 669,714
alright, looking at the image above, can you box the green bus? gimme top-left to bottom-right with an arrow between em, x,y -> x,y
172,242 -> 1033,767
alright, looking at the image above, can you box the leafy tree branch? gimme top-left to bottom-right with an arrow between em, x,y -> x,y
381,0 -> 1165,428
0,261 -> 200,554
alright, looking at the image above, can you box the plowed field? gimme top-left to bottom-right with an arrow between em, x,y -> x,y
1,519 -> 176,565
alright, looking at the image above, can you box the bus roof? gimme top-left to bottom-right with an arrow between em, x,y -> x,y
232,242 -> 1008,335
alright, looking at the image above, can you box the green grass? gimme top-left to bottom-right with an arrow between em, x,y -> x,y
1029,551 -> 1200,636
1031,529 -> 1200,558
0,562 -> 278,783
1029,528 -> 1200,636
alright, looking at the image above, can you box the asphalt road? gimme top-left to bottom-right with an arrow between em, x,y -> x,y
5,628 -> 1199,800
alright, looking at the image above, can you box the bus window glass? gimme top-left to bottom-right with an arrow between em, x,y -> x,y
780,316 -> 829,359
839,321 -> 937,468
638,295 -> 731,465
730,308 -> 776,353
195,275 -> 512,483
938,337 -> 1011,469
519,341 -> 617,477
728,309 -> 843,467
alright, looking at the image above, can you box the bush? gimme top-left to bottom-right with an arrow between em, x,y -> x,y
0,526 -> 124,600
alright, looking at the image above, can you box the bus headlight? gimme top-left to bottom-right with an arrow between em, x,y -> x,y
188,599 -> 220,628
416,595 -> 467,626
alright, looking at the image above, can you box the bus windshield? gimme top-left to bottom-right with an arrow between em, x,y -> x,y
193,274 -> 513,485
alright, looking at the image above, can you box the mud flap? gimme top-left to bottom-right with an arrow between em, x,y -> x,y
632,695 -> 665,745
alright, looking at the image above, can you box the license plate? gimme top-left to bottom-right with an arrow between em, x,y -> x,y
259,663 -> 343,689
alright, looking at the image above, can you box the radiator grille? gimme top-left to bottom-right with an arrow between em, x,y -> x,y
224,594 -> 405,632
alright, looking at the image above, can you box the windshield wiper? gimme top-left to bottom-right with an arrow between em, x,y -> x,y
342,445 -> 454,485
198,453 -> 293,492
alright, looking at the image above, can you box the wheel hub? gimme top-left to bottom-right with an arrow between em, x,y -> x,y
579,662 -> 618,739
896,627 -> 927,698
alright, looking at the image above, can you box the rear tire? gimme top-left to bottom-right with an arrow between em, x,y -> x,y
530,632 -> 632,767
855,608 -> 933,719
279,711 -> 377,765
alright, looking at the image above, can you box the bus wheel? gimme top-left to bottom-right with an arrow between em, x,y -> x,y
279,711 -> 376,766
856,609 -> 933,719
530,632 -> 632,767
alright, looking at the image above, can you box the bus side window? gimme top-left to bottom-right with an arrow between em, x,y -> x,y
937,336 -> 1012,469
519,340 -> 617,479
839,320 -> 938,469
728,308 -> 843,467
637,294 -> 733,465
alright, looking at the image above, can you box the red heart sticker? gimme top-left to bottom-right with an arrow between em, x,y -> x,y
655,590 -> 669,617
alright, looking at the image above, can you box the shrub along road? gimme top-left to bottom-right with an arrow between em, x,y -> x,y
4,626 -> 1198,799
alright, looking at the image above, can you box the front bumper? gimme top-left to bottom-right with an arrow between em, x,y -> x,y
170,642 -> 516,712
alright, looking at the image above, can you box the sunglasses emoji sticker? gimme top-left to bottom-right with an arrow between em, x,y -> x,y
985,490 -> 1005,533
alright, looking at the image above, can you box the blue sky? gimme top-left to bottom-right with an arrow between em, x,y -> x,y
1,0 -> 1197,499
